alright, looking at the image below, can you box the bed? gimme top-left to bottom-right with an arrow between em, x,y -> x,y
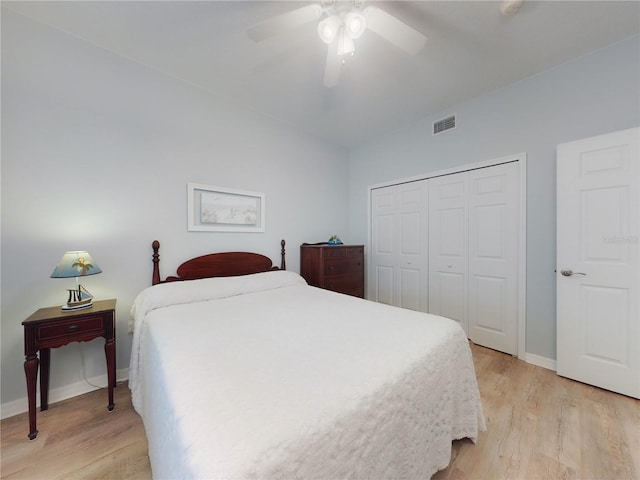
129,240 -> 485,479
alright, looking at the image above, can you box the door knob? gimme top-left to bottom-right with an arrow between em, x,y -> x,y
560,268 -> 587,277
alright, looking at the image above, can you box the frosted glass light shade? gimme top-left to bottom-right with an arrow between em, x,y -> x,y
318,15 -> 341,44
344,11 -> 366,39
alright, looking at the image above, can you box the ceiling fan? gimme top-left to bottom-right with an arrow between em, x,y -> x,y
247,1 -> 427,87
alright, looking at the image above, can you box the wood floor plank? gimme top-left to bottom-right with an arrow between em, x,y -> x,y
434,344 -> 639,480
1,383 -> 150,480
2,344 -> 638,480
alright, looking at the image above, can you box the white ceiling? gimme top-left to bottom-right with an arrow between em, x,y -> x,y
4,1 -> 639,148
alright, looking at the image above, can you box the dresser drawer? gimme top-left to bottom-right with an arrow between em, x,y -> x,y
324,256 -> 363,276
36,316 -> 105,345
324,274 -> 365,297
322,246 -> 364,257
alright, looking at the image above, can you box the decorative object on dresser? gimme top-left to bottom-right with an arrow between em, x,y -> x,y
22,299 -> 117,440
300,243 -> 364,298
327,234 -> 343,245
50,251 -> 102,310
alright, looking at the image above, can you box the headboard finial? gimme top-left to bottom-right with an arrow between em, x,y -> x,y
152,240 -> 161,285
280,239 -> 286,271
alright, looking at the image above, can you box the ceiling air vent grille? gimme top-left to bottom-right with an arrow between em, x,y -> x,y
433,115 -> 456,135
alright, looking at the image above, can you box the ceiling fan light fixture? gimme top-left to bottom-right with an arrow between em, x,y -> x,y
500,0 -> 523,16
344,11 -> 366,39
318,15 -> 341,44
336,26 -> 355,56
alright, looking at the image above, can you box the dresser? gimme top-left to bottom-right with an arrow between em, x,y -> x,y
300,244 -> 365,298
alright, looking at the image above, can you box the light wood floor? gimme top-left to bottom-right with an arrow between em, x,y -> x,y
1,344 -> 638,479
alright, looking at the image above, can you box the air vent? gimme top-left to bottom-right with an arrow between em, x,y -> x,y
433,115 -> 456,135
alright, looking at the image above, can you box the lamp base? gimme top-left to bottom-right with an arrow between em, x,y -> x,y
61,302 -> 94,311
61,284 -> 94,311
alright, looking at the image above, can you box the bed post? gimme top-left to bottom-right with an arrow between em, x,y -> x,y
152,240 -> 161,285
280,239 -> 286,271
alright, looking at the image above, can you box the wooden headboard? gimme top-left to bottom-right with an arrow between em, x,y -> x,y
152,239 -> 286,285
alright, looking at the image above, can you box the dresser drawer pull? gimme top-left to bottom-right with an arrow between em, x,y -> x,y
65,325 -> 80,333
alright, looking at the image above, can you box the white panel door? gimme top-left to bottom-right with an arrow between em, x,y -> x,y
468,163 -> 519,354
429,175 -> 469,334
370,186 -> 397,306
397,181 -> 428,311
557,127 -> 639,398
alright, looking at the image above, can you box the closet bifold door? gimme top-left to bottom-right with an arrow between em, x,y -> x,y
428,162 -> 519,354
467,163 -> 519,355
370,186 -> 397,306
370,180 -> 428,312
428,174 -> 470,334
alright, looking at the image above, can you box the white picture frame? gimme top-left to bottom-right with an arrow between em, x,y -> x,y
187,183 -> 265,232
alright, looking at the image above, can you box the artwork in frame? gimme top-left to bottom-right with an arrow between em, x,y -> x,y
187,183 -> 265,232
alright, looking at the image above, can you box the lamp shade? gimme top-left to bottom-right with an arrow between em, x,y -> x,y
51,251 -> 102,278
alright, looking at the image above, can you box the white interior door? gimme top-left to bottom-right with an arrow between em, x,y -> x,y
557,127 -> 640,399
428,174 -> 469,334
468,163 -> 519,355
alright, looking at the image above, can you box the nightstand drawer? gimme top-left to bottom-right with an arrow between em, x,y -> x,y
324,257 -> 363,276
36,316 -> 104,344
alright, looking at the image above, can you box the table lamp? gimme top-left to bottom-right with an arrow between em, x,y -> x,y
50,251 -> 102,310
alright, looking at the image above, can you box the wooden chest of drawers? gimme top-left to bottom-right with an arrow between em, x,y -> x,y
300,244 -> 364,298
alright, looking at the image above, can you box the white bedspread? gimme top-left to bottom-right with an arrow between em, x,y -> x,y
129,271 -> 485,479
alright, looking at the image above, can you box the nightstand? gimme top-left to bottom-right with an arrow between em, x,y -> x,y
22,299 -> 116,440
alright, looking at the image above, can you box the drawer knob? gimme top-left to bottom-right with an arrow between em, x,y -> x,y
65,325 -> 80,333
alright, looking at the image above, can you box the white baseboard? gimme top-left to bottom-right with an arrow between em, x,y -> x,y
525,352 -> 557,371
0,368 -> 128,420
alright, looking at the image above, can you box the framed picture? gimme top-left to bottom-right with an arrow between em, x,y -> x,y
187,183 -> 265,232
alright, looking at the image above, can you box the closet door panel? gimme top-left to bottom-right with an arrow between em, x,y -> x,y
429,175 -> 469,333
397,181 -> 428,311
468,163 -> 519,354
375,265 -> 395,305
435,271 -> 466,322
370,187 -> 396,305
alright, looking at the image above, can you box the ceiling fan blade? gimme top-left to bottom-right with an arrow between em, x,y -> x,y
324,37 -> 342,87
247,4 -> 323,42
363,6 -> 426,55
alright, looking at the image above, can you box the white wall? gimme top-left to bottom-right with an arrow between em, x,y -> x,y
1,10 -> 349,410
347,35 -> 640,360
